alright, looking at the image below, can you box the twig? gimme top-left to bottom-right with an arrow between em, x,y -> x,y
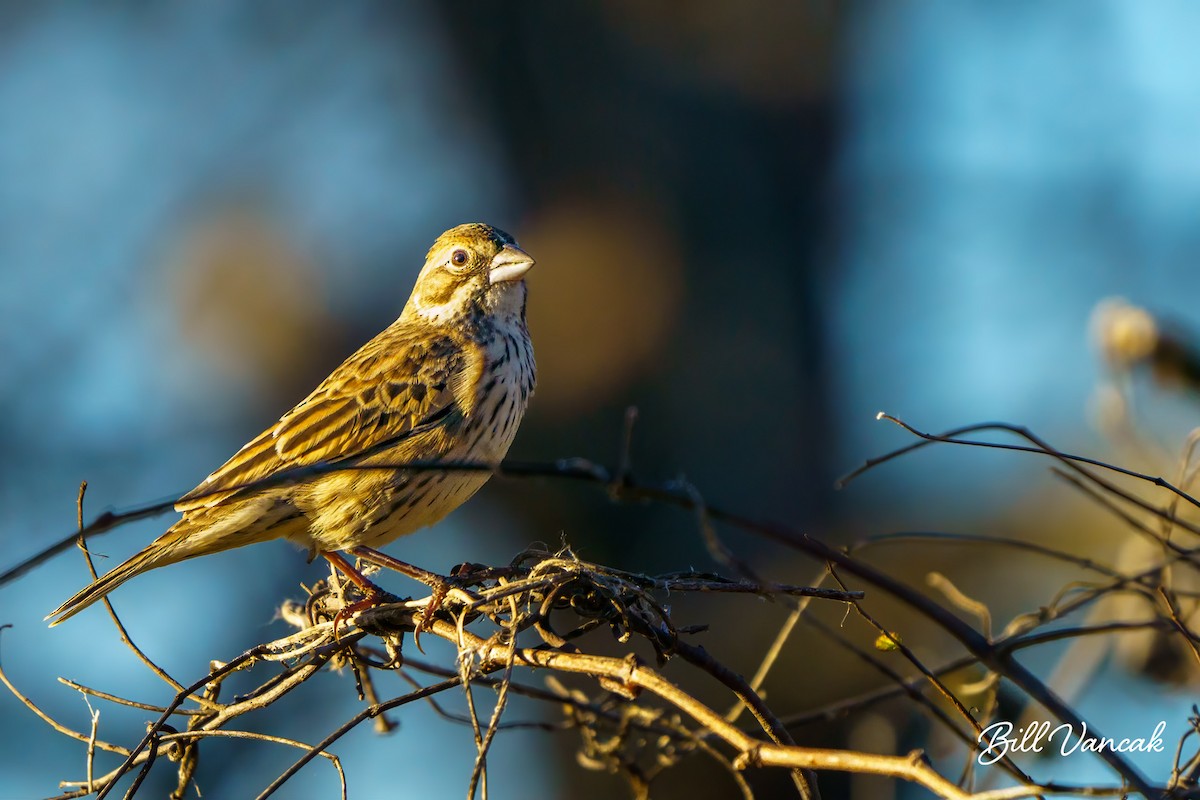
827,567 -> 1034,789
255,678 -> 463,800
349,606 -> 1060,800
84,695 -> 99,794
0,627 -> 130,757
75,481 -> 192,698
7,417 -> 1189,797
1156,586 -> 1200,668
839,414 -> 1200,513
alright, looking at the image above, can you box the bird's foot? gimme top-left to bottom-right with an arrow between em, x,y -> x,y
346,546 -> 464,651
322,551 -> 401,639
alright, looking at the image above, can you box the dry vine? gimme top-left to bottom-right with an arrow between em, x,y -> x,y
5,406 -> 1200,797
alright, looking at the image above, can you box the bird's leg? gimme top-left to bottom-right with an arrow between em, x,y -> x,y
322,551 -> 399,636
322,550 -> 379,595
347,546 -> 452,635
345,546 -> 446,586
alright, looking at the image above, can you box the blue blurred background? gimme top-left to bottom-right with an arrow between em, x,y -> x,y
4,2 -> 1200,798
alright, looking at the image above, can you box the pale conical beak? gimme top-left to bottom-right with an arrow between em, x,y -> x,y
489,244 -> 534,285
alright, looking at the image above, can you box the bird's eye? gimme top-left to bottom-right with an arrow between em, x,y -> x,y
451,249 -> 469,267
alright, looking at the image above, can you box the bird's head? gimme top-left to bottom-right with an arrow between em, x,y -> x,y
405,223 -> 534,326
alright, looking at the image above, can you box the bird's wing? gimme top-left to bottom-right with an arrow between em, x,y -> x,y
176,329 -> 485,512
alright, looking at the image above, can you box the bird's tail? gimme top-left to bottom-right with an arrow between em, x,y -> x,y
46,530 -> 190,627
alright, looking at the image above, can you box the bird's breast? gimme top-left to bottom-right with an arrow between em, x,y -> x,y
464,323 -> 534,461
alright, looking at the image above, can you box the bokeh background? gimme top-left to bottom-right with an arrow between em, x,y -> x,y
4,2 -> 1200,798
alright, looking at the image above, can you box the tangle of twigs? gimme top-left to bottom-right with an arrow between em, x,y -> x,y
6,412 -> 1200,798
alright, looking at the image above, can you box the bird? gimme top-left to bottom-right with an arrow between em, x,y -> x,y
48,222 -> 536,626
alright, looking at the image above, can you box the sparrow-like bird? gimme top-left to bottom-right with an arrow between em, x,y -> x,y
48,223 -> 535,626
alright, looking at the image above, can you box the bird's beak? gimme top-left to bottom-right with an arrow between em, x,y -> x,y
489,244 -> 535,285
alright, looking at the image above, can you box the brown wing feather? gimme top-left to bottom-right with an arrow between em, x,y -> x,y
177,327 -> 482,512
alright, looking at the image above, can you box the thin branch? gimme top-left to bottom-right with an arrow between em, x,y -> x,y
255,678 -> 463,800
0,627 -> 130,757
839,415 -> 1200,514
75,481 -> 192,698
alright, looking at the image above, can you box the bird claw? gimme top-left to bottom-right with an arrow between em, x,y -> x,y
331,585 -> 401,642
411,579 -> 451,653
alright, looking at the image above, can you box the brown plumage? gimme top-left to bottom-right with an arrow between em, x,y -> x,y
48,223 -> 535,626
